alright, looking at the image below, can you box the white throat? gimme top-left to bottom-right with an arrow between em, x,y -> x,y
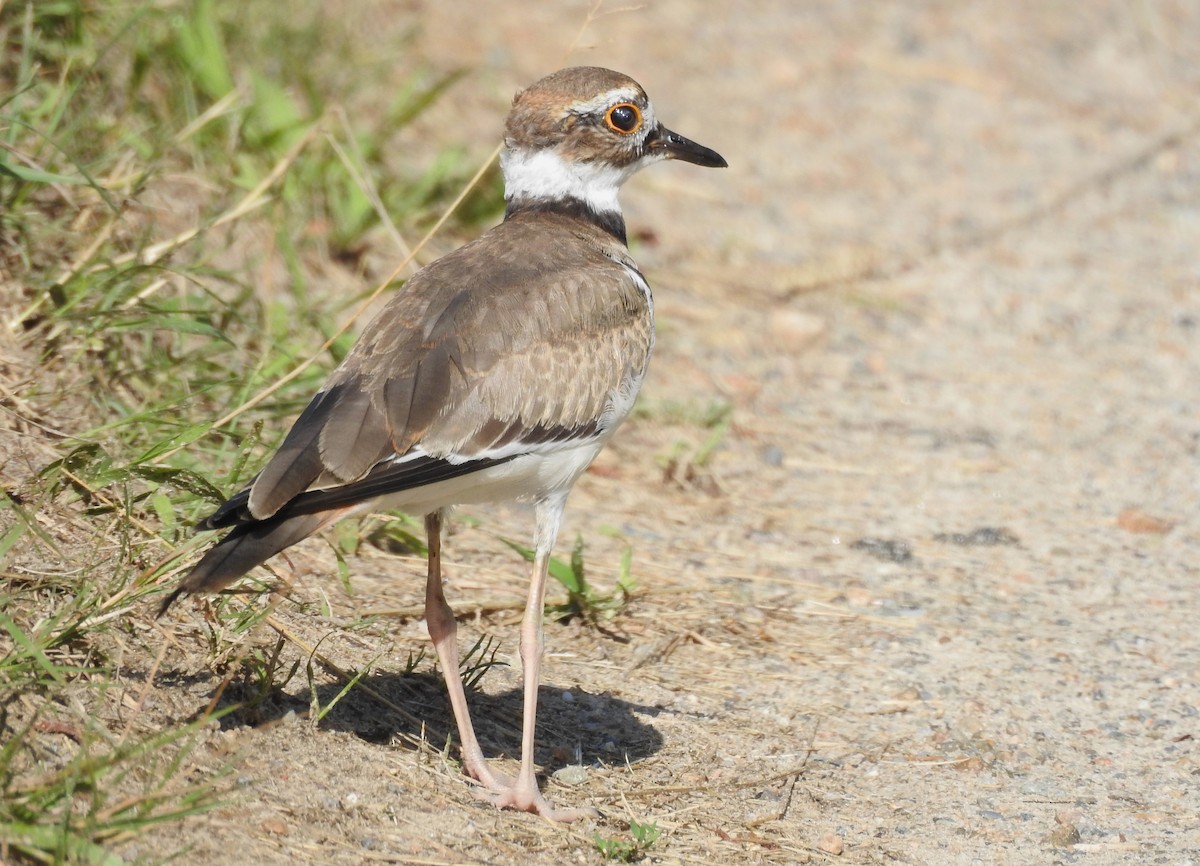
501,148 -> 639,215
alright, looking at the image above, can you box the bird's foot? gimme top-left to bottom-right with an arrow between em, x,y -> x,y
478,779 -> 599,823
462,754 -> 513,792
462,760 -> 595,822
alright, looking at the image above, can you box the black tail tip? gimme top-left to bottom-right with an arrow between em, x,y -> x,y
156,587 -> 186,619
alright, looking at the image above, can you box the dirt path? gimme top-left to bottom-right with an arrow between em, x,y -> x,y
132,3 -> 1199,863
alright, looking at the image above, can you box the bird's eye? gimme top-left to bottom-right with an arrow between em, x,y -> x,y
604,103 -> 642,135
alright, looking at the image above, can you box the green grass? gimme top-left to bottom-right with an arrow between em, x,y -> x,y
644,399 -> 732,489
594,818 -> 662,862
0,1 -> 502,862
499,532 -> 636,626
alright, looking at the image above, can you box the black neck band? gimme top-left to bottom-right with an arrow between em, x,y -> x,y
504,197 -> 628,246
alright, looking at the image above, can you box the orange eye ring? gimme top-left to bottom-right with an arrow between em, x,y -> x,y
604,103 -> 643,135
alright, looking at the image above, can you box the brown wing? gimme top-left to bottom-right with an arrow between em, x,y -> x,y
240,215 -> 652,521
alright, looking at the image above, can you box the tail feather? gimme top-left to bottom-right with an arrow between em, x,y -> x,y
158,506 -> 351,617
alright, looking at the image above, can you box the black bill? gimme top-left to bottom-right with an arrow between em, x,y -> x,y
649,126 -> 728,168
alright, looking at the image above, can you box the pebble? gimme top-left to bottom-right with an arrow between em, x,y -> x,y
768,310 -> 827,349
1048,821 -> 1082,848
817,831 -> 844,855
551,765 -> 589,786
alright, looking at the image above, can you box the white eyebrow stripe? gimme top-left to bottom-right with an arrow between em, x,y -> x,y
565,91 -> 660,148
567,87 -> 644,116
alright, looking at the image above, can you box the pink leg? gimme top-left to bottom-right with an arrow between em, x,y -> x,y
425,504 -> 595,821
488,495 -> 598,822
423,510 -> 510,791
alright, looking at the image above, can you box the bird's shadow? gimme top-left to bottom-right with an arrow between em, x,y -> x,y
204,663 -> 664,771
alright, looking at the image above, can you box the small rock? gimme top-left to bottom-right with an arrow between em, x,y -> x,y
933,527 -> 1019,546
551,765 -> 590,786
1047,821 -> 1081,848
1116,508 -> 1175,535
817,831 -> 844,855
958,712 -> 984,737
850,537 -> 913,563
768,311 -> 826,350
761,445 -> 784,467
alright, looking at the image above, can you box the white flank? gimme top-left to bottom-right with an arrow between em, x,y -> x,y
371,441 -> 608,516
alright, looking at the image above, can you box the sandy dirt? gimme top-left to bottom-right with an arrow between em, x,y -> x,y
28,1 -> 1200,864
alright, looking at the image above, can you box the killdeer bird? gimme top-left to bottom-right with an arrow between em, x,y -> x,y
159,66 -> 726,821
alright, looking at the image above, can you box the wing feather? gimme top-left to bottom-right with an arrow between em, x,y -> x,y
246,386 -> 340,518
318,386 -> 390,482
223,213 -> 651,527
